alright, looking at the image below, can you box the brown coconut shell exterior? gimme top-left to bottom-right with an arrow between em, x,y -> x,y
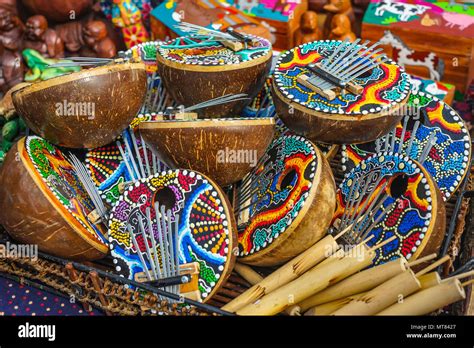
411,160 -> 446,262
272,82 -> 410,145
0,139 -> 108,261
139,118 -> 275,187
157,52 -> 272,119
239,145 -> 337,266
12,62 -> 147,149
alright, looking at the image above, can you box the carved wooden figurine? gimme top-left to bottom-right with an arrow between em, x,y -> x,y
82,21 -> 117,58
24,15 -> 64,59
111,0 -> 149,48
329,14 -> 356,42
323,0 -> 355,38
294,11 -> 322,46
0,0 -> 24,51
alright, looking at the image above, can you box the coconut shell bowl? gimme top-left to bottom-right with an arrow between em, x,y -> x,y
272,40 -> 411,144
0,136 -> 109,261
156,35 -> 272,119
139,117 -> 275,187
12,60 -> 147,149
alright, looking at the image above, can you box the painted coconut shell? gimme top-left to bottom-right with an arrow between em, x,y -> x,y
333,152 -> 446,266
272,40 -> 411,144
237,134 -> 336,266
12,61 -> 147,149
156,35 -> 272,118
22,0 -> 94,23
139,117 -> 275,187
0,136 -> 109,261
108,169 -> 237,301
341,90 -> 472,201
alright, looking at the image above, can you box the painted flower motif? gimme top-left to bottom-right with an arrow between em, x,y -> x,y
122,23 -> 149,48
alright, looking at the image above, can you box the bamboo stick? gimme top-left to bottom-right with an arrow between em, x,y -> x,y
418,271 -> 441,289
294,257 -> 407,313
314,235 -> 375,270
332,268 -> 421,315
377,279 -> 465,316
304,292 -> 367,316
222,235 -> 339,313
442,270 -> 474,283
462,279 -> 474,287
236,249 -> 375,315
415,255 -> 450,277
233,263 -> 263,286
406,253 -> 437,267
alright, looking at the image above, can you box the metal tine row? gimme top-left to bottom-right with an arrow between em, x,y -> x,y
127,203 -> 180,299
377,116 -> 437,165
47,56 -> 115,68
116,128 -> 166,183
174,22 -> 238,41
184,93 -> 249,112
69,153 -> 108,221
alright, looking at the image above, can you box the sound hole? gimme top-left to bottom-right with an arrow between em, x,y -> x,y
153,187 -> 177,211
279,169 -> 297,191
389,174 -> 409,199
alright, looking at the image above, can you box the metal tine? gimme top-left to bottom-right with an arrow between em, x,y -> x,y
326,39 -> 358,70
340,47 -> 384,79
345,174 -> 386,240
138,217 -> 159,280
173,213 -> 180,296
160,205 -> 172,287
175,22 -> 236,41
184,93 -> 249,112
239,161 -> 277,195
345,55 -> 389,82
140,133 -> 152,177
128,224 -> 153,281
352,192 -> 389,241
67,56 -> 113,61
331,40 -> 370,77
128,130 -> 146,178
352,183 -> 389,236
146,207 -> 162,280
321,39 -> 350,68
383,132 -> 390,152
327,38 -> 362,72
405,120 -> 420,158
166,209 -> 176,276
419,132 -> 437,164
345,172 -> 376,229
342,52 -> 387,82
358,200 -> 397,243
390,125 -> 397,151
338,174 -> 362,229
398,116 -> 409,154
116,140 -> 137,181
238,170 -> 278,204
154,202 -> 169,279
69,154 -> 108,219
339,175 -> 363,231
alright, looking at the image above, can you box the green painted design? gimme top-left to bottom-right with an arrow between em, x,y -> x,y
22,48 -> 80,82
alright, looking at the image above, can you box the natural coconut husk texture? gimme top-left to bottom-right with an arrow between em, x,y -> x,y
12,61 -> 147,149
156,48 -> 272,119
272,84 -> 409,145
140,118 -> 275,187
0,138 -> 108,261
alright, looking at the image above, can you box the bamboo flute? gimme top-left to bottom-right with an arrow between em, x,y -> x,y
418,272 -> 441,289
332,268 -> 421,315
234,263 -> 263,286
222,234 -> 340,312
235,246 -> 376,315
291,257 -> 408,314
304,292 -> 367,316
377,279 -> 466,315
